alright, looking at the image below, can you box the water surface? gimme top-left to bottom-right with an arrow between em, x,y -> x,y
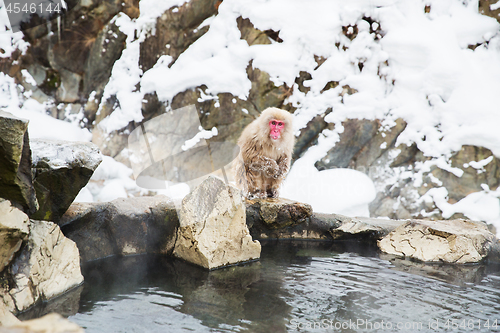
21,240 -> 500,332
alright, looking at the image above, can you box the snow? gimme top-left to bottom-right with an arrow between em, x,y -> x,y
425,186 -> 500,227
181,126 -> 218,151
0,2 -> 29,57
281,160 -> 376,216
2,0 -> 500,233
0,73 -> 92,141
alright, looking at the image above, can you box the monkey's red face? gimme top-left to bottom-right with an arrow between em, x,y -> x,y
269,119 -> 285,140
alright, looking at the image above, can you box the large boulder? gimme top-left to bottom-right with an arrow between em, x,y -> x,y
7,221 -> 83,313
30,139 -> 102,222
59,195 -> 179,262
0,111 -> 38,214
378,219 -> 496,264
173,176 -> 261,270
0,199 -> 29,272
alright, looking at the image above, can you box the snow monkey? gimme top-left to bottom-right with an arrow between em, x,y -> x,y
234,107 -> 294,199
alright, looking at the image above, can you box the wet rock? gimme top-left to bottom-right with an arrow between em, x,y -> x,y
0,199 -> 29,272
246,198 -> 313,237
378,219 -> 496,264
8,221 -> 83,313
173,176 -> 261,270
59,195 -> 179,262
246,207 -> 405,242
1,313 -> 84,333
247,211 -> 337,241
329,216 -> 406,240
30,139 -> 102,222
0,111 -> 38,214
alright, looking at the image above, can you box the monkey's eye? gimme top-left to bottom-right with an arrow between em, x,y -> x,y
277,122 -> 284,127
271,121 -> 276,126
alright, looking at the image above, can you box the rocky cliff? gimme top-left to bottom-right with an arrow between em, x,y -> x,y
2,0 -> 500,231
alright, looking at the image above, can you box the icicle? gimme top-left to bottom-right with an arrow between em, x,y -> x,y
57,15 -> 61,42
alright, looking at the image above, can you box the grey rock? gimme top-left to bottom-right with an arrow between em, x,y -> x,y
430,145 -> 500,202
59,195 -> 179,262
246,198 -> 314,238
0,199 -> 29,273
315,119 -> 381,170
293,111 -> 333,162
8,221 -> 83,313
330,216 -> 406,240
378,219 -> 496,264
173,176 -> 261,270
55,69 -> 81,103
30,139 -> 102,222
139,0 -> 219,72
82,16 -> 127,100
0,111 -> 38,214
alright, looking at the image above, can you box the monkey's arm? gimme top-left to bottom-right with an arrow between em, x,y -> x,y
247,155 -> 280,179
275,156 -> 290,179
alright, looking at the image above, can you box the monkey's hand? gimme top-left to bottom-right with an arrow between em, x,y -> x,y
248,156 -> 280,179
276,157 -> 290,179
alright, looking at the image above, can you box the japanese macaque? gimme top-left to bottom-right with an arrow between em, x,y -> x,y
233,107 -> 294,199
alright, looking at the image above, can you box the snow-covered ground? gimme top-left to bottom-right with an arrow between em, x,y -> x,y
1,0 -> 500,231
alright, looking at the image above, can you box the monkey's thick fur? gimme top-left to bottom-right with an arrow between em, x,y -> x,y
233,107 -> 294,199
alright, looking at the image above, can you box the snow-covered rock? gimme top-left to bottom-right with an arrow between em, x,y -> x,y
30,139 -> 102,221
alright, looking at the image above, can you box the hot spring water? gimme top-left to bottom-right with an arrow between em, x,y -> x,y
19,241 -> 500,332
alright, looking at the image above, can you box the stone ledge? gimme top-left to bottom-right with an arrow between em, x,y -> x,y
57,195 -> 500,265
378,219 -> 496,264
59,195 -> 179,262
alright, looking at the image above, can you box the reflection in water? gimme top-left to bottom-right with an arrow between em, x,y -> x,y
18,240 -> 500,333
17,284 -> 84,321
